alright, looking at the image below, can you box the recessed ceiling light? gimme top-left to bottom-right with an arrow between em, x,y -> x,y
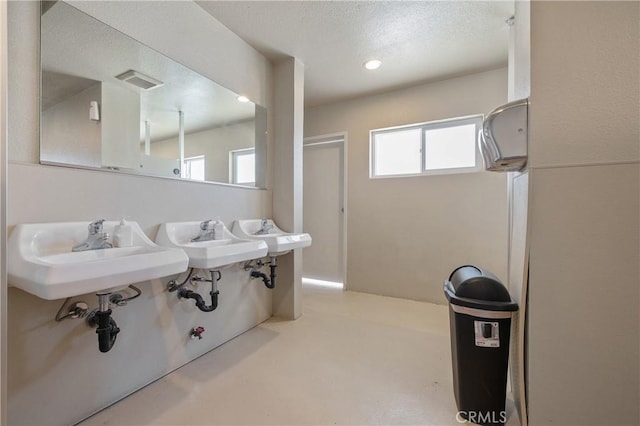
237,95 -> 250,103
363,59 -> 382,70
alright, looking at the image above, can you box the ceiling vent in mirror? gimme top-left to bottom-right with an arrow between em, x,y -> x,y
115,70 -> 163,90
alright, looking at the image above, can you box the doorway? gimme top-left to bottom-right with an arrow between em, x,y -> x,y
302,134 -> 346,288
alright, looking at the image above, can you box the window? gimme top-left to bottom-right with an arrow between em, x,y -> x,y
230,148 -> 255,185
183,155 -> 205,181
373,128 -> 422,176
370,115 -> 482,178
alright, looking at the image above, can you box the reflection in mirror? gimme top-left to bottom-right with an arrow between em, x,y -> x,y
40,1 -> 267,188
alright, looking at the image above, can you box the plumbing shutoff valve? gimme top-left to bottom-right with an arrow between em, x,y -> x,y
190,326 -> 205,340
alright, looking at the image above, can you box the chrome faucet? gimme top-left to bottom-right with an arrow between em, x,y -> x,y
191,219 -> 216,242
72,219 -> 113,252
254,218 -> 274,235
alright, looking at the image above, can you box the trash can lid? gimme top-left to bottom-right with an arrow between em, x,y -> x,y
448,265 -> 511,302
444,265 -> 518,312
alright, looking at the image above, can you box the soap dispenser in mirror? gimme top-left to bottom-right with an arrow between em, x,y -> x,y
114,218 -> 133,247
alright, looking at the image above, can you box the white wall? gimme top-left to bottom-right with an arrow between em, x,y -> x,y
7,2 -> 275,425
305,68 -> 509,304
527,2 -> 639,425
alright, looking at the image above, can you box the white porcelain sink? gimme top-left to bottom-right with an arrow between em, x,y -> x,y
155,221 -> 268,269
7,221 -> 189,300
232,219 -> 312,256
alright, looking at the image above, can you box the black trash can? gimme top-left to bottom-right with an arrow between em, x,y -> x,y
444,265 -> 518,426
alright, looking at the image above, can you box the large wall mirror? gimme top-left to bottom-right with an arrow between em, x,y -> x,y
40,1 -> 267,188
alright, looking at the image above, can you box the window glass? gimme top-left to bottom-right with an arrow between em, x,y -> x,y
424,124 -> 477,170
373,128 -> 422,176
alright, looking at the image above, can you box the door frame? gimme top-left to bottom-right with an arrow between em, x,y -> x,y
303,132 -> 347,289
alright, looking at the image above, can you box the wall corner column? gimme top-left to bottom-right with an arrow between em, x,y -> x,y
0,0 -> 8,423
272,57 -> 304,320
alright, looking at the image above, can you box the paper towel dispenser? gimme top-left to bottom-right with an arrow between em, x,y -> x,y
479,98 -> 528,172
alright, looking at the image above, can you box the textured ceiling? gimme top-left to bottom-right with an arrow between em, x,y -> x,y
197,1 -> 515,107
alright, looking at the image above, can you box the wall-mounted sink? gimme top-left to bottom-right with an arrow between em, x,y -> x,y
7,221 -> 189,300
232,219 -> 312,256
155,220 -> 268,269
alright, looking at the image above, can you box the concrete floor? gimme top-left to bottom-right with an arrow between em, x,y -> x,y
81,284 -> 518,425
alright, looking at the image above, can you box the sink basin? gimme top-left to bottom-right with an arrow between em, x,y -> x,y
155,221 -> 268,269
7,221 -> 189,300
232,219 -> 312,256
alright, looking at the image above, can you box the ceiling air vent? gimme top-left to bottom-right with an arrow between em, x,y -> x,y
115,70 -> 163,90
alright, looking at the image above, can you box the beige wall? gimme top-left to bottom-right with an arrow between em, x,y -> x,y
0,1 -> 7,423
527,2 -> 639,424
305,68 -> 509,304
7,2 -> 275,425
152,120 -> 255,184
41,84 -> 102,168
272,58 -> 305,319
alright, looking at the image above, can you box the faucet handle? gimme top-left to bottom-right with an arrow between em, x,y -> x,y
88,219 -> 106,235
200,219 -> 213,231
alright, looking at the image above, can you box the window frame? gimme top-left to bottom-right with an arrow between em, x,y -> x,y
182,155 -> 205,181
229,147 -> 256,186
369,114 -> 483,179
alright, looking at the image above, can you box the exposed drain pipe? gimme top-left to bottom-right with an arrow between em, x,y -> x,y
268,257 -> 277,288
247,256 -> 277,289
250,270 -> 272,288
56,286 -> 140,353
178,270 -> 220,312
88,293 -> 120,353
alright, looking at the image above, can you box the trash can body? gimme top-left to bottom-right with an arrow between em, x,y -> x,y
444,265 -> 518,426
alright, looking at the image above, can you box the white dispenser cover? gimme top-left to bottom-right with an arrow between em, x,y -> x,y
114,218 -> 133,247
479,98 -> 528,172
